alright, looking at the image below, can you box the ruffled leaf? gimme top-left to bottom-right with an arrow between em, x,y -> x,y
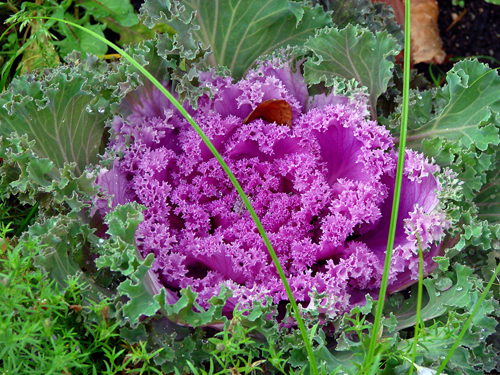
474,149 -> 500,222
304,25 -> 400,119
318,0 -> 404,46
384,264 -> 498,373
384,264 -> 481,330
0,53 -> 117,175
141,0 -> 331,80
25,214 -> 114,302
405,60 -> 500,152
422,137 -> 496,200
0,133 -> 99,210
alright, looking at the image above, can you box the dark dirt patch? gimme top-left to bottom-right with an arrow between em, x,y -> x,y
417,0 -> 500,84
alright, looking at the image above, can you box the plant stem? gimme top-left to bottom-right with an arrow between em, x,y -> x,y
363,0 -> 411,371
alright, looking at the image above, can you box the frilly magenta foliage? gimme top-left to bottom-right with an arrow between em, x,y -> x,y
96,56 -> 453,317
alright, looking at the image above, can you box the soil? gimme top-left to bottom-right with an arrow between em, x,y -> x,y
417,0 -> 500,83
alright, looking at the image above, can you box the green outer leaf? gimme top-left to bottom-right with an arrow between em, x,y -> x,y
304,24 -> 400,119
308,346 -> 362,375
139,0 -> 205,60
404,334 -> 493,375
78,0 -> 139,27
383,263 -> 498,374
0,54 -> 114,175
55,20 -> 108,57
0,134 -> 100,212
96,203 -> 168,324
386,264 -> 478,331
322,0 -> 404,47
138,1 -> 213,108
436,261 -> 500,375
422,137 -> 496,200
96,202 -> 146,277
405,60 -> 500,152
475,151 -> 500,222
27,214 -> 113,302
118,253 -> 162,321
141,0 -> 331,80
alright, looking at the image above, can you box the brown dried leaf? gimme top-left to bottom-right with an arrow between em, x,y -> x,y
68,304 -> 83,312
411,0 -> 446,63
243,99 -> 293,128
373,0 -> 446,64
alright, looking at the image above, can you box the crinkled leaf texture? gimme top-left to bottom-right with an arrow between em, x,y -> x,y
391,60 -> 500,201
96,54 -> 458,319
0,133 -> 114,302
385,264 -> 499,374
0,53 -> 117,176
140,0 -> 331,81
304,24 -> 400,119
0,133 -> 99,210
405,60 -> 500,152
322,264 -> 499,374
318,0 -> 404,47
475,151 -> 500,222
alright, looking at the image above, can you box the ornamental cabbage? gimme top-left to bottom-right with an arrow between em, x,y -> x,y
97,56 -> 451,317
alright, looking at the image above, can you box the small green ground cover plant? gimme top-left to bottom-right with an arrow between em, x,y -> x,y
0,223 -> 169,374
1,0 -> 500,374
0,0 -> 172,90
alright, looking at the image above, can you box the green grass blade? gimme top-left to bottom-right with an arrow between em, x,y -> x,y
408,233 -> 425,375
31,16 -> 319,375
0,22 -> 21,91
363,0 -> 411,371
14,202 -> 38,237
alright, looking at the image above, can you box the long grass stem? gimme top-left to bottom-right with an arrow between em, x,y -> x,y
363,0 -> 411,371
408,233 -> 425,375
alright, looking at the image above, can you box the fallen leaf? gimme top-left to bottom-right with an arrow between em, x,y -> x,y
373,0 -> 446,64
243,99 -> 293,128
69,304 -> 83,312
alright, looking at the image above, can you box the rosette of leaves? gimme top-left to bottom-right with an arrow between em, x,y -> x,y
1,0 -> 500,373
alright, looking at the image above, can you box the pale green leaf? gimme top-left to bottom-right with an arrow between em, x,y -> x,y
55,21 -> 108,57
78,0 -> 139,27
319,0 -> 403,46
303,24 -> 400,119
0,54 -> 114,176
405,60 -> 500,152
0,134 -> 100,211
141,0 -> 331,80
27,215 -> 113,302
476,153 -> 500,222
118,254 -> 162,322
385,264 -> 496,333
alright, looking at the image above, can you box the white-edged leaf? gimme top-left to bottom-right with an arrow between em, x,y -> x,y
303,24 -> 400,118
